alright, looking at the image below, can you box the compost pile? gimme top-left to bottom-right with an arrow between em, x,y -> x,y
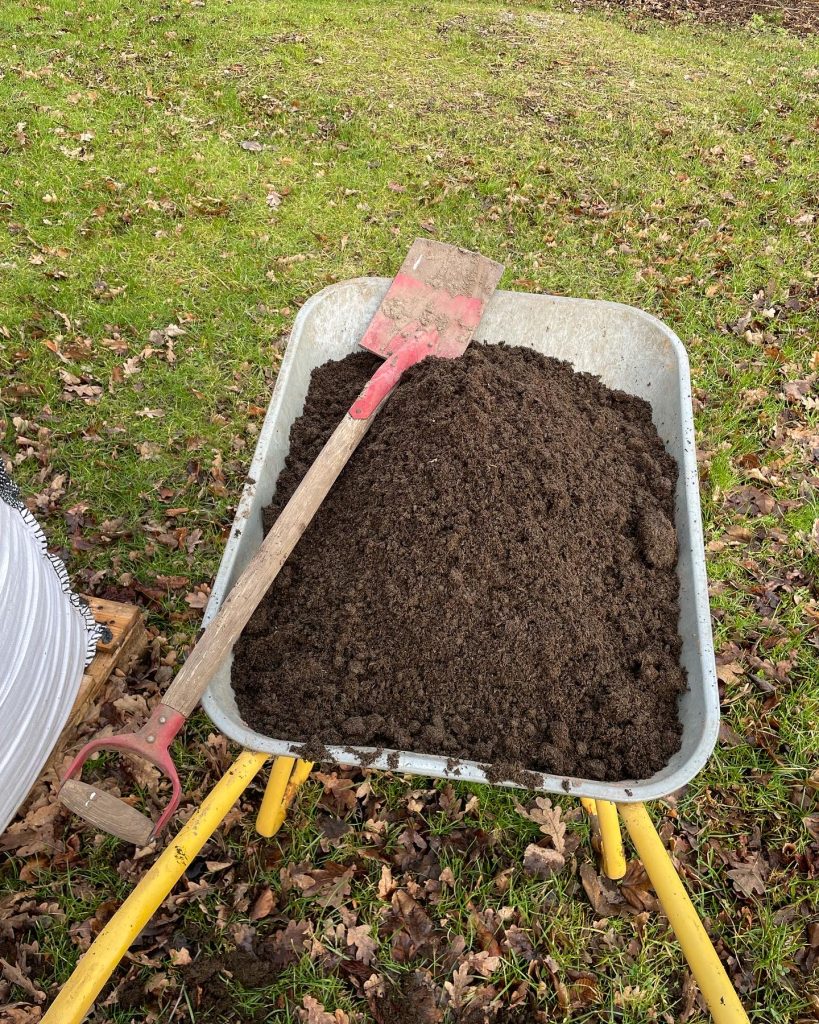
232,345 -> 686,782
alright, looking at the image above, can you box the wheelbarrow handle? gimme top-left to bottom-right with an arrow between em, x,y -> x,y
617,802 -> 749,1024
45,751 -> 268,1024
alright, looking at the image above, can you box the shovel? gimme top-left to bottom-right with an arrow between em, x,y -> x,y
60,239 -> 504,844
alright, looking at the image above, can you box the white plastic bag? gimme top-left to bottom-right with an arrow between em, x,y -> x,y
0,464 -> 105,833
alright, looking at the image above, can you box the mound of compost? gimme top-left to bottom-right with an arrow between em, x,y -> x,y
231,344 -> 686,782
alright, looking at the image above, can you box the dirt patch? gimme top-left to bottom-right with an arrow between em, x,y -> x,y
569,0 -> 819,35
232,345 -> 685,782
179,939 -> 298,1021
177,954 -> 260,1022
369,969 -> 442,1024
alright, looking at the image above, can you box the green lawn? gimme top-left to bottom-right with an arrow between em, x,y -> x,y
1,1 -> 818,1021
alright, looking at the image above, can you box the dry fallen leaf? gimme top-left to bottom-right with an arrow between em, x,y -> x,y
144,971 -> 170,996
521,797 -> 566,854
719,722 -> 746,747
240,139 -> 264,152
467,902 -> 502,956
378,864 -> 395,900
443,960 -> 473,1012
466,950 -> 500,977
803,814 -> 819,842
346,923 -> 377,965
568,974 -> 600,1009
0,958 -> 45,1003
619,860 -> 660,913
137,440 -> 162,460
267,919 -> 312,967
726,486 -> 775,517
248,886 -> 276,921
522,843 -> 565,879
389,890 -> 441,963
579,862 -> 627,917
727,854 -> 768,898
299,994 -> 348,1024
716,661 -> 745,687
504,924 -> 536,961
783,378 -> 815,404
0,1008 -> 43,1023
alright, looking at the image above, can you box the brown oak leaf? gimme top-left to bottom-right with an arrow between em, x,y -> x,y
523,844 -> 565,879
346,923 -> 377,965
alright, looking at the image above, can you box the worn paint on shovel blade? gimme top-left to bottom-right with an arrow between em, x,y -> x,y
358,239 -> 504,360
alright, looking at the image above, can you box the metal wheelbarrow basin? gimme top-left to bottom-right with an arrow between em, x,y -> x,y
202,280 -> 719,804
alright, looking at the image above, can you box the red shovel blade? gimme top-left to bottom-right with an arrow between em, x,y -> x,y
351,239 -> 503,418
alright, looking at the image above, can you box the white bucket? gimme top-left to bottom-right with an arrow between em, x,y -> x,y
0,467 -> 105,832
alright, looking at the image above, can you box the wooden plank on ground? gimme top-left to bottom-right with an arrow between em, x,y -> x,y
61,597 -> 148,734
55,597 -> 147,748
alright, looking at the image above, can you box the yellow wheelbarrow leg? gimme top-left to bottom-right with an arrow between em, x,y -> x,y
289,758 -> 314,792
617,802 -> 749,1024
42,750 -> 268,1024
256,755 -> 295,837
580,798 -> 627,880
581,797 -> 602,855
596,799 -> 627,881
256,757 -> 314,838
580,797 -> 598,818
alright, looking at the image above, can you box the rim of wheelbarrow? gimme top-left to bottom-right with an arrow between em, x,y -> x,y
201,279 -> 719,804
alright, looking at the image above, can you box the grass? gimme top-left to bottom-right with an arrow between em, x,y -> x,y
1,0 -> 818,1021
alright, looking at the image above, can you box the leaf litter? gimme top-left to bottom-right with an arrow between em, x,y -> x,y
1,9 -> 818,1023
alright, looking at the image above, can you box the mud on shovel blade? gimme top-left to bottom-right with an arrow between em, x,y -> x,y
59,239 -> 504,843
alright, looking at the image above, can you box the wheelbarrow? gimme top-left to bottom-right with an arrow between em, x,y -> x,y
43,283 -> 748,1023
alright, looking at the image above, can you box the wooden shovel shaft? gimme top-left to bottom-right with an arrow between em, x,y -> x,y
163,413 -> 373,718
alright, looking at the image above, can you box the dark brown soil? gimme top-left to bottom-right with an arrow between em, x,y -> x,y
569,0 -> 819,35
179,953 -> 267,1022
232,344 -> 686,782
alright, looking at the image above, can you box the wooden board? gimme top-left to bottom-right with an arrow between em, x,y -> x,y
71,597 -> 147,724
51,597 -> 147,759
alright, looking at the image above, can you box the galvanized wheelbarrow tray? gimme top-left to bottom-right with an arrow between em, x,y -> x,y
202,279 -> 719,804
46,281 -> 746,1024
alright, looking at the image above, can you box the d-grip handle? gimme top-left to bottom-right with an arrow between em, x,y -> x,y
62,409 -> 378,842
59,703 -> 185,843
60,780 -> 157,846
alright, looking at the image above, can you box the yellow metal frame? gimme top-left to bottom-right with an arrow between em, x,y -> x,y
618,802 -> 749,1024
44,755 -> 749,1024
257,756 -> 314,837
581,797 -> 627,880
42,750 -> 268,1024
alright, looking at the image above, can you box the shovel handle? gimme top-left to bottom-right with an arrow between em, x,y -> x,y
162,412 -> 375,718
62,405 -> 376,843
